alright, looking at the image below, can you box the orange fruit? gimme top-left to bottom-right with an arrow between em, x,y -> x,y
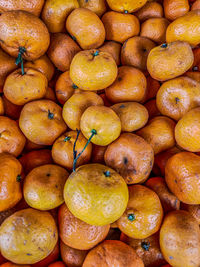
19,100 -> 67,145
104,133 -> 154,184
117,185 -> 163,239
105,66 -> 147,103
99,41 -> 121,65
62,91 -> 103,130
66,8 -> 105,50
44,87 -> 57,102
102,11 -> 140,43
137,116 -> 176,155
181,203 -> 200,224
156,76 -> 200,121
42,0 -> 79,33
166,10 -> 200,46
0,11 -> 50,60
24,164 -> 69,210
19,149 -> 53,175
140,18 -> 169,44
70,49 -> 117,91
58,203 -> 110,250
144,76 -> 161,102
144,99 -> 160,119
60,241 -> 88,267
0,0 -> 44,16
0,153 -> 22,212
164,0 -> 190,21
135,1 -> 164,22
165,152 -> 200,204
52,130 -> 92,170
0,209 -> 58,264
121,232 -> 166,267
47,33 -> 81,72
24,54 -> 55,81
92,144 -> 107,164
0,116 -> 26,156
78,0 -> 107,17
192,0 -> 200,10
110,102 -> 149,132
121,36 -> 156,71
106,0 -> 148,13
55,71 -> 80,105
3,68 -> 48,105
64,163 -> 128,226
80,106 -> 121,146
175,107 -> 200,152
160,210 -> 200,267
146,177 -> 180,213
147,41 -> 194,81
82,240 -> 144,267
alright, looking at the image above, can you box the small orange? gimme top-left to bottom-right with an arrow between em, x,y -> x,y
165,152 -> 200,204
78,0 -> 107,17
19,149 -> 53,175
64,163 -> 128,226
140,18 -> 170,44
0,11 -> 50,60
82,240 -> 144,267
102,11 -> 140,43
99,41 -> 121,65
0,153 -> 22,212
175,107 -> 200,152
192,0 -> 200,10
144,76 -> 160,102
44,87 -> 57,102
147,41 -> 194,81
0,208 -> 58,264
58,203 -> 110,250
47,33 -> 81,72
166,10 -> 200,46
160,210 -> 200,267
135,1 -> 164,22
146,177 -> 180,213
3,68 -> 48,105
66,8 -> 105,50
24,164 -> 69,210
156,76 -> 200,121
80,106 -> 121,146
0,0 -> 44,16
19,100 -> 67,145
92,144 -> 107,164
24,54 -> 55,81
121,36 -> 156,71
70,49 -> 117,91
42,0 -> 79,33
0,116 -> 26,156
23,140 -> 45,152
121,232 -> 166,267
185,71 -> 200,83
52,131 -> 92,170
62,91 -> 103,130
137,116 -> 176,155
106,0 -> 148,13
104,133 -> 154,184
60,241 -> 88,267
117,185 -> 163,239
164,0 -> 189,21
110,102 -> 149,132
105,66 -> 147,103
55,71 -> 80,105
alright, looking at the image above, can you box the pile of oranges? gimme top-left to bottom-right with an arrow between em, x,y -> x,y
0,0 -> 200,266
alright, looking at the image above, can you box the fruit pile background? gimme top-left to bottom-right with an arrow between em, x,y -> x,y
0,0 -> 200,266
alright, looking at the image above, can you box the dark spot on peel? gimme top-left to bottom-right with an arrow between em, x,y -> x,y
123,157 -> 128,164
46,173 -> 51,177
55,184 -> 58,188
175,97 -> 180,104
27,253 -> 32,256
120,104 -> 125,108
118,77 -> 122,81
175,179 -> 177,183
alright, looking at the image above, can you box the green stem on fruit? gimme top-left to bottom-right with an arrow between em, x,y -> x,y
73,129 -> 97,172
128,213 -> 135,222
15,47 -> 26,75
141,242 -> 150,251
93,50 -> 99,57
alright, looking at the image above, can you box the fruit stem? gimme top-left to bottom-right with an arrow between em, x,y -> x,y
93,51 -> 99,57
16,175 -> 22,182
141,242 -> 150,251
64,136 -> 71,142
128,213 -> 135,222
161,43 -> 168,48
73,129 -> 97,172
15,47 -> 26,75
72,84 -> 78,89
